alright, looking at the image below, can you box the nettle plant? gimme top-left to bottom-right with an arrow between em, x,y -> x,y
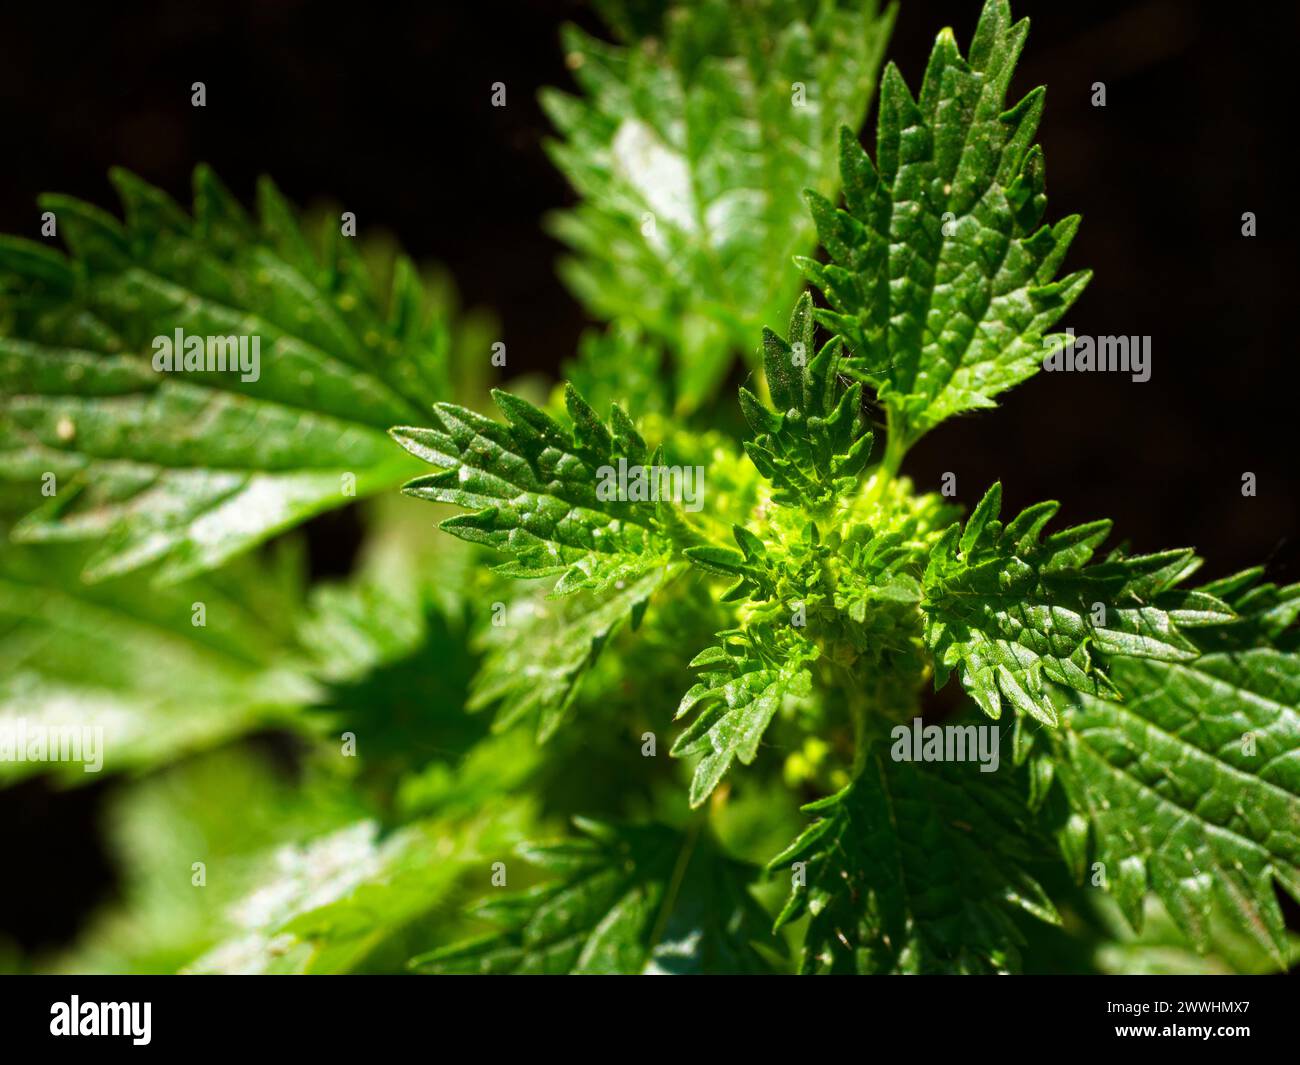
2,0 -> 1296,975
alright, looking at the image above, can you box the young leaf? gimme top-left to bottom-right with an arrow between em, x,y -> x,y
1052,571 -> 1300,961
542,0 -> 895,409
771,748 -> 1059,974
921,482 -> 1222,726
673,625 -> 816,807
800,0 -> 1089,452
0,167 -> 456,581
413,818 -> 775,974
739,293 -> 874,512
393,384 -> 697,595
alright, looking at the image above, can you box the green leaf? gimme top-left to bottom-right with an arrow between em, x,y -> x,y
739,293 -> 874,512
296,539 -> 501,787
170,619 -> 539,977
187,802 -> 533,975
834,526 -> 923,621
1052,570 -> 1300,960
413,818 -> 776,974
470,566 -> 675,741
47,745 -> 368,974
770,748 -> 1058,973
0,537 -> 316,784
1087,893 -> 1300,976
0,167 -> 459,582
542,0 -> 895,410
393,384 -> 696,595
800,0 -> 1089,450
922,482 -> 1217,726
673,624 -> 815,806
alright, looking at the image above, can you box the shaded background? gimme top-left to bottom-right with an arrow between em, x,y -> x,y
2,0 -> 1297,954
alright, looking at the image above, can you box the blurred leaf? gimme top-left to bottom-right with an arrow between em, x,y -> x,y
48,746 -> 365,975
0,166 -> 465,582
543,0 -> 895,410
561,319 -> 669,418
187,801 -> 534,974
0,536 -> 317,784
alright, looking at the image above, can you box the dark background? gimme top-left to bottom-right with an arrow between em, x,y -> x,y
2,0 -> 1297,956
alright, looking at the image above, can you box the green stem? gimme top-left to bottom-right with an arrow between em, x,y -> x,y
881,409 -> 908,479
